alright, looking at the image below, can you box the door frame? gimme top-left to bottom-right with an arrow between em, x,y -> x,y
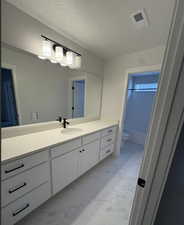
2,63 -> 22,125
68,76 -> 87,118
128,0 -> 184,224
116,64 -> 161,156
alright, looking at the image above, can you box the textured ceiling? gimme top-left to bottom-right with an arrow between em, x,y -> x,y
6,0 -> 175,59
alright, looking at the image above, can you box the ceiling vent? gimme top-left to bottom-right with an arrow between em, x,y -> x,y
131,9 -> 149,29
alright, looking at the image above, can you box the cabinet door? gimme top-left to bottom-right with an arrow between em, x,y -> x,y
78,140 -> 100,177
52,149 -> 78,194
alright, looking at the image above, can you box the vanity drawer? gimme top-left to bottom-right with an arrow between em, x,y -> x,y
1,150 -> 49,181
82,132 -> 101,145
101,133 -> 116,149
100,144 -> 114,161
1,162 -> 50,207
1,182 -> 51,225
101,126 -> 117,138
51,138 -> 82,158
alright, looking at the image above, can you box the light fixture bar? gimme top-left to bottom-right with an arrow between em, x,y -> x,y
41,34 -> 81,56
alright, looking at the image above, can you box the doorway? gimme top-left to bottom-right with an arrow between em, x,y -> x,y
122,71 -> 159,149
72,79 -> 85,118
1,67 -> 19,127
117,69 -> 160,223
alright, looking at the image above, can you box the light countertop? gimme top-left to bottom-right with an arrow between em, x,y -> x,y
2,120 -> 118,163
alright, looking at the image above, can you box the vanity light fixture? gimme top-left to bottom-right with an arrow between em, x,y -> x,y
75,55 -> 82,68
69,55 -> 82,69
66,51 -> 75,65
59,56 -> 68,67
38,35 -> 82,69
49,48 -> 58,63
38,55 -> 46,60
55,46 -> 64,61
50,59 -> 58,63
42,39 -> 52,57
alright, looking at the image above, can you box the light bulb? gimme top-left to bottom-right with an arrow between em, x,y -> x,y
66,51 -> 75,65
55,46 -> 63,61
49,48 -> 58,63
42,39 -> 52,57
75,55 -> 82,68
69,55 -> 81,69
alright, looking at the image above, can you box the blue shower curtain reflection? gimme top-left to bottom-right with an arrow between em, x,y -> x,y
1,68 -> 19,127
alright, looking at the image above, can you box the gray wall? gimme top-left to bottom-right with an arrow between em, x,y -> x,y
154,123 -> 184,225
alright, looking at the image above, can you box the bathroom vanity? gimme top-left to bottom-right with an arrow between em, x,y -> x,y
1,120 -> 118,225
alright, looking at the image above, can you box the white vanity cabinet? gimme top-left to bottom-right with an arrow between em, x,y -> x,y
101,126 -> 117,138
1,150 -> 49,181
2,182 -> 50,225
78,140 -> 100,177
51,134 -> 100,195
1,162 -> 50,207
52,149 -> 79,194
100,126 -> 117,160
1,124 -> 117,225
1,150 -> 51,225
100,144 -> 114,160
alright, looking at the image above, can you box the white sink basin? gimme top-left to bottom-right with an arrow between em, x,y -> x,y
61,127 -> 83,134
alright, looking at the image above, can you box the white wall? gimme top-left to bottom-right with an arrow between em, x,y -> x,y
2,45 -> 70,125
85,73 -> 102,118
101,45 -> 165,121
1,0 -> 104,77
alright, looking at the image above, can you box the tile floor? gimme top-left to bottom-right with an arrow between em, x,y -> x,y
17,141 -> 144,225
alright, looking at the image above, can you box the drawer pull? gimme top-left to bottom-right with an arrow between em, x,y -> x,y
5,164 -> 24,174
106,149 -> 111,154
12,203 -> 30,217
108,129 -> 112,133
9,182 -> 27,194
107,138 -> 112,142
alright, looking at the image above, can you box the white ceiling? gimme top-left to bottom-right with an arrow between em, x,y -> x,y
6,0 -> 175,60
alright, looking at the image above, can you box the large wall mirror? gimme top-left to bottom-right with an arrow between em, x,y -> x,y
1,44 -> 102,127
